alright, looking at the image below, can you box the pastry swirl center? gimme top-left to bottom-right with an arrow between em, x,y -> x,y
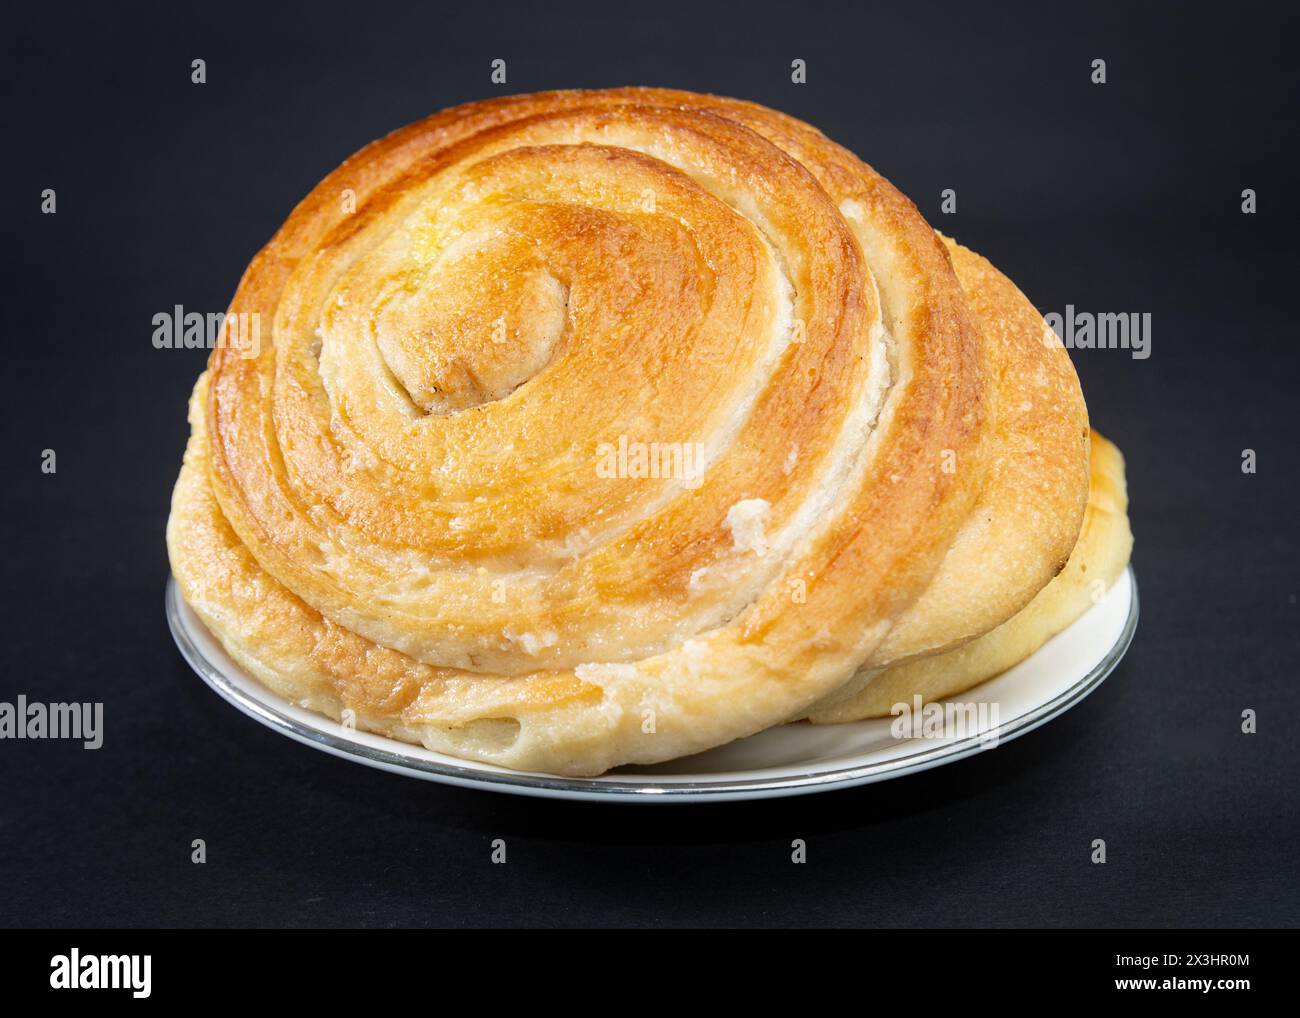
370,224 -> 569,414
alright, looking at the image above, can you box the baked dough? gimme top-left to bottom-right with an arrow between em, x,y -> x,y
803,430 -> 1132,722
167,88 -> 1129,775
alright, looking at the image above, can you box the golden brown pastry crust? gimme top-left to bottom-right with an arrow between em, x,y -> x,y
795,236 -> 1094,719
167,88 -> 1112,775
805,430 -> 1132,722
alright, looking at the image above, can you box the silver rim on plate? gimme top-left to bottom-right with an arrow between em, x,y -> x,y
166,570 -> 1138,801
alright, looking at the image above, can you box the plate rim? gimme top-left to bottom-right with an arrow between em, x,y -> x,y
166,568 -> 1138,802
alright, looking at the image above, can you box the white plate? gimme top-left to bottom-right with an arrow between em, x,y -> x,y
166,568 -> 1137,802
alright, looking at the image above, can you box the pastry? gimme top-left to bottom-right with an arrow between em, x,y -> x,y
167,88 -> 1131,775
802,430 -> 1132,722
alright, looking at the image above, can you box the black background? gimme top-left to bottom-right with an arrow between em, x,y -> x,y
2,0 -> 1297,928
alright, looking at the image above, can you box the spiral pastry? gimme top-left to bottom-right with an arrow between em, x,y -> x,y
168,88 -> 1129,775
